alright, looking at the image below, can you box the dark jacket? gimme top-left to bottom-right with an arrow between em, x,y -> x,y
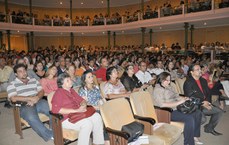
183,76 -> 211,103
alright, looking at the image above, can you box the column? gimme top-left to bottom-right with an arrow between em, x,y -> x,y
141,0 -> 144,17
0,31 -> 3,49
113,32 -> 116,47
26,33 -> 30,51
70,0 -> 72,19
185,0 -> 188,13
149,29 -> 153,46
5,0 -> 9,22
30,32 -> 34,51
107,31 -> 111,51
190,25 -> 194,48
184,22 -> 189,50
6,30 -> 10,51
70,32 -> 74,50
107,0 -> 110,18
141,27 -> 146,53
29,0 -> 32,24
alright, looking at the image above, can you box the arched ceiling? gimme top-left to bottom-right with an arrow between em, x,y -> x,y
0,0 -> 150,8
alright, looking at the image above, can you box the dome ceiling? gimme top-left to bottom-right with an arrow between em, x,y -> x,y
1,0 -> 150,8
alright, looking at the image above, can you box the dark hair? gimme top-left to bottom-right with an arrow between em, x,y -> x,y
187,64 -> 198,76
13,64 -> 27,73
156,72 -> 171,85
57,73 -> 70,88
106,66 -> 116,81
125,64 -> 134,71
81,69 -> 93,87
34,60 -> 43,72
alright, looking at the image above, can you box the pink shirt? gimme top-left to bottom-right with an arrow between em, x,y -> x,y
95,67 -> 107,81
40,78 -> 58,95
51,88 -> 84,121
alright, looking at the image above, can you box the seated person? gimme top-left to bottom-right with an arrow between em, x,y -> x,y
135,61 -> 153,85
51,73 -> 104,145
34,61 -> 46,79
153,72 -> 202,145
95,57 -> 108,84
0,57 -> 13,92
66,64 -> 82,88
104,66 -> 130,99
78,70 -> 110,145
120,64 -> 147,92
7,64 -> 53,141
40,65 -> 58,96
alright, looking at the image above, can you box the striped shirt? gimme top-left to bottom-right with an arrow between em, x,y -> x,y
7,77 -> 42,99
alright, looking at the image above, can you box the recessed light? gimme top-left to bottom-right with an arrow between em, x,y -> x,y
60,1 -> 62,5
204,22 -> 207,25
17,30 -> 20,32
101,1 -> 104,3
60,32 -> 63,35
81,32 -> 84,35
159,27 -> 162,29
81,2 -> 84,5
122,30 -> 124,33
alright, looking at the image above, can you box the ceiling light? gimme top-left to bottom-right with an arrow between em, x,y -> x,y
81,32 -> 84,35
102,32 -> 105,34
81,2 -> 84,5
159,27 -> 162,29
101,1 -> 104,3
121,30 -> 124,33
60,32 -> 63,35
60,1 -> 62,5
17,30 -> 20,32
204,22 -> 207,25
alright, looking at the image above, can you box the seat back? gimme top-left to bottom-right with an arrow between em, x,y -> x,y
170,82 -> 179,94
130,91 -> 158,122
100,98 -> 135,131
175,77 -> 186,94
100,81 -> 108,99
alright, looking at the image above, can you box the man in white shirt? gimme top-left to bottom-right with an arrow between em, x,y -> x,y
151,60 -> 164,75
136,61 -> 153,84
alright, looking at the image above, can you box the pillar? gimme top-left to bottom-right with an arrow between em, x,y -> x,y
6,30 -> 10,51
149,29 -> 153,46
190,25 -> 194,48
184,22 -> 189,50
5,0 -> 9,22
185,0 -> 188,13
141,27 -> 146,53
70,0 -> 72,19
29,0 -> 32,23
107,0 -> 110,17
0,31 -> 3,49
108,31 -> 111,50
113,32 -> 116,47
141,0 -> 144,16
30,32 -> 34,51
26,33 -> 30,51
70,32 -> 74,50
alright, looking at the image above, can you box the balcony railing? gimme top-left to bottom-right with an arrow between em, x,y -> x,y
0,0 -> 228,27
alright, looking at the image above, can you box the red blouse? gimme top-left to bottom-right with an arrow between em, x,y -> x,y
51,88 -> 84,121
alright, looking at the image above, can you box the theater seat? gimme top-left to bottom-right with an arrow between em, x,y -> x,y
175,77 -> 186,95
100,97 -> 165,145
47,92 -> 79,145
129,91 -> 183,145
0,91 -> 7,102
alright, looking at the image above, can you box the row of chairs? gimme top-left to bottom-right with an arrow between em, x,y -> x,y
12,90 -> 184,145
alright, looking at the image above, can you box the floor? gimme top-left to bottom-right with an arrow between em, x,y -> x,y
0,103 -> 228,145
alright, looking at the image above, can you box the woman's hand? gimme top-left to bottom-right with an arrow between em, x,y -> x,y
77,105 -> 87,112
202,101 -> 212,110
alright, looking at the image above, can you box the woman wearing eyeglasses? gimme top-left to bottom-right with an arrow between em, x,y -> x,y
152,72 -> 202,145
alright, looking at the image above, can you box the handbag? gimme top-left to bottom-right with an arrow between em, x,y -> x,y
68,106 -> 96,123
121,121 -> 144,143
177,97 -> 201,114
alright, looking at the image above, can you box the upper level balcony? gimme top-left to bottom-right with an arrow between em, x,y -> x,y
0,0 -> 229,34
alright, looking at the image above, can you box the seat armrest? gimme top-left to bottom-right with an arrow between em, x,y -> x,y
12,101 -> 27,107
179,94 -> 185,97
154,106 -> 173,112
134,115 -> 156,125
106,127 -> 130,140
49,111 -> 64,120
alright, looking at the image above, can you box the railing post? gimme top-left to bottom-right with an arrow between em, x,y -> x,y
51,19 -> 53,26
32,17 -> 35,25
121,16 -> 124,24
138,12 -> 141,21
104,18 -> 107,25
158,8 -> 160,18
182,4 -> 185,15
9,15 -> 12,23
212,0 -> 215,10
87,19 -> 90,26
70,19 -> 72,27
